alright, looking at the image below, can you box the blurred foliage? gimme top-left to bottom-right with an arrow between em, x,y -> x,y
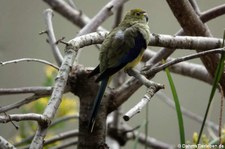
11,66 -> 78,148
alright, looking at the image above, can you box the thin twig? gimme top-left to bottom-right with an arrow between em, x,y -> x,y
14,114 -> 79,147
43,9 -> 63,65
43,0 -> 93,29
143,48 -> 225,76
143,50 -> 213,84
0,94 -> 50,113
66,0 -> 78,10
77,0 -> 128,36
0,113 -> 47,123
127,69 -> 164,89
21,130 -> 78,149
123,82 -> 164,121
0,86 -> 52,95
2,111 -> 19,129
50,114 -> 79,127
189,0 -> 201,15
200,4 -> 225,22
123,68 -> 164,121
44,130 -> 79,146
112,4 -> 123,28
0,58 -> 59,70
124,124 -> 174,149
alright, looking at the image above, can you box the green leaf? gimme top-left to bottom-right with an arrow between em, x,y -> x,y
197,30 -> 225,144
164,61 -> 185,147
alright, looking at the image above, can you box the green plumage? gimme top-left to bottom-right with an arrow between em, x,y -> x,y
88,8 -> 151,132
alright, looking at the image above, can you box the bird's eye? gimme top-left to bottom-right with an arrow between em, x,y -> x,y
136,12 -> 140,16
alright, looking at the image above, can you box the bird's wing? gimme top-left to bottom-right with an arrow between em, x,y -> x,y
96,28 -> 147,82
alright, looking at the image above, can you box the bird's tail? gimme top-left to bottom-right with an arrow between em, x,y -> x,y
88,77 -> 109,132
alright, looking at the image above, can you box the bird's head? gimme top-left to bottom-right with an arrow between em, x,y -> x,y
123,8 -> 149,24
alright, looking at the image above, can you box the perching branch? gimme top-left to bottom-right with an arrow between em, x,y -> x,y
0,58 -> 59,70
72,31 -> 222,51
43,9 -> 63,65
149,33 -> 222,50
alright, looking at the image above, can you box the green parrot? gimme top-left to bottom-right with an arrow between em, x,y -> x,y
88,8 -> 150,132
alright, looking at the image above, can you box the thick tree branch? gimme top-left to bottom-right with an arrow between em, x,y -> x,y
166,0 -> 212,36
146,2 -> 225,66
0,136 -> 16,149
30,32 -> 107,149
30,51 -> 75,148
43,0 -> 90,28
149,33 -> 222,50
166,0 -> 225,94
71,31 -> 222,50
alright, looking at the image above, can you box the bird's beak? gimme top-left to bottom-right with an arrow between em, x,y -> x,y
143,13 -> 149,22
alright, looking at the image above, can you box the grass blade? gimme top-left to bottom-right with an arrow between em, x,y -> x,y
133,120 -> 147,149
165,62 -> 185,147
197,30 -> 225,144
